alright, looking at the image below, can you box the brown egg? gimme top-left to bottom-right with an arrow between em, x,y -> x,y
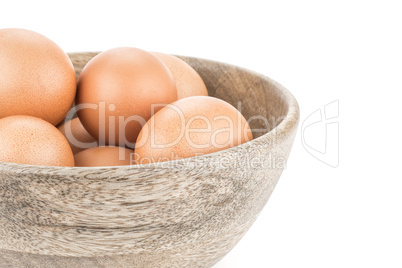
152,52 -> 208,99
76,47 -> 177,148
0,116 -> 74,166
0,28 -> 77,125
58,117 -> 98,154
74,146 -> 134,167
135,96 -> 253,164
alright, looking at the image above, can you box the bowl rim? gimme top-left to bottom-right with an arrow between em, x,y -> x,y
0,55 -> 299,172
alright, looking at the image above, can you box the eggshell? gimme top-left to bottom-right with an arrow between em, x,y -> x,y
135,96 -> 253,164
76,47 -> 177,148
74,146 -> 134,167
58,117 -> 98,154
0,28 -> 77,125
152,52 -> 208,99
0,115 -> 74,166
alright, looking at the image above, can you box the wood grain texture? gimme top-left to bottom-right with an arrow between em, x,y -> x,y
0,53 -> 299,268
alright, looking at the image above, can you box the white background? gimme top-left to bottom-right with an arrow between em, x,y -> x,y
1,0 -> 401,267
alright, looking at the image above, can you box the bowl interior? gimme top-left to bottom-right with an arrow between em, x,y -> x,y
68,52 -> 289,140
179,56 -> 289,139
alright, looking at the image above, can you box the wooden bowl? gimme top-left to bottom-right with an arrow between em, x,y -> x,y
0,52 -> 299,268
